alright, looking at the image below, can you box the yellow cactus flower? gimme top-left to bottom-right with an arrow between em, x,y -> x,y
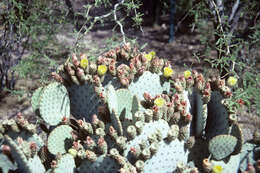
80,58 -> 89,69
144,51 -> 156,61
227,76 -> 237,87
154,97 -> 166,107
212,165 -> 223,173
184,70 -> 192,79
97,65 -> 108,76
149,51 -> 156,57
163,67 -> 174,78
68,148 -> 77,158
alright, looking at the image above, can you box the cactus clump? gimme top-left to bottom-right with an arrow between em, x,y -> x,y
1,42 -> 256,173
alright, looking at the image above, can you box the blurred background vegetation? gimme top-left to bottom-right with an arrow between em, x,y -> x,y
0,0 -> 259,115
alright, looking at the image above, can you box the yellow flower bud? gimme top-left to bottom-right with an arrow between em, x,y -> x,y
68,148 -> 77,158
227,76 -> 237,87
212,165 -> 223,173
163,67 -> 174,78
184,70 -> 191,79
80,58 -> 89,69
97,65 -> 108,76
154,97 -> 166,107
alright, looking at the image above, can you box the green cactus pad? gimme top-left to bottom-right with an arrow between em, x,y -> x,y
47,125 -> 73,155
107,85 -> 118,114
211,153 -> 240,173
78,155 -> 120,173
193,89 -> 208,137
39,82 -> 70,125
31,86 -> 44,112
205,91 -> 229,139
53,154 -> 75,173
68,83 -> 101,121
27,155 -> 45,173
230,123 -> 243,155
0,153 -> 17,173
128,71 -> 169,100
4,135 -> 31,173
208,135 -> 238,160
117,89 -> 139,120
142,140 -> 188,173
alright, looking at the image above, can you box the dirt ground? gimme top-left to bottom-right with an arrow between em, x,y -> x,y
0,22 -> 259,142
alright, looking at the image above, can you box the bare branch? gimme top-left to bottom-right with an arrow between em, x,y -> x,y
114,0 -> 126,44
228,0 -> 240,23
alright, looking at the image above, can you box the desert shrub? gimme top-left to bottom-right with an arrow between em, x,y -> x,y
188,0 -> 260,115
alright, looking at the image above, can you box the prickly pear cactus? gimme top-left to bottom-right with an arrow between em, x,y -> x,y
1,42 -> 253,173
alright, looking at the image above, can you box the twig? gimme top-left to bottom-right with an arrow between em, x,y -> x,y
228,0 -> 240,23
114,0 -> 126,44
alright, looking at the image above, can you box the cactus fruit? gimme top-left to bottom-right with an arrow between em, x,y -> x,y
39,82 -> 70,125
47,125 -> 73,155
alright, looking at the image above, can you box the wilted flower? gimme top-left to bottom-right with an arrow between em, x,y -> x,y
163,67 -> 174,78
154,97 -> 166,107
80,58 -> 89,69
184,70 -> 192,79
97,65 -> 108,76
212,165 -> 223,173
227,76 -> 237,87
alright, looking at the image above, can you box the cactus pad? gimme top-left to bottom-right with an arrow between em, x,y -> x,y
53,154 -> 76,173
107,85 -> 118,114
205,91 -> 229,139
78,155 -> 120,173
128,71 -> 169,100
208,135 -> 238,160
27,155 -> 45,173
0,153 -> 17,173
31,86 -> 44,112
47,125 -> 73,155
117,89 -> 139,120
39,82 -> 70,125
68,83 -> 101,121
142,140 -> 188,173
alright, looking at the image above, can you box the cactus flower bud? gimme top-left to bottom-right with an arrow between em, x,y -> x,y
163,67 -> 174,78
184,70 -> 192,79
